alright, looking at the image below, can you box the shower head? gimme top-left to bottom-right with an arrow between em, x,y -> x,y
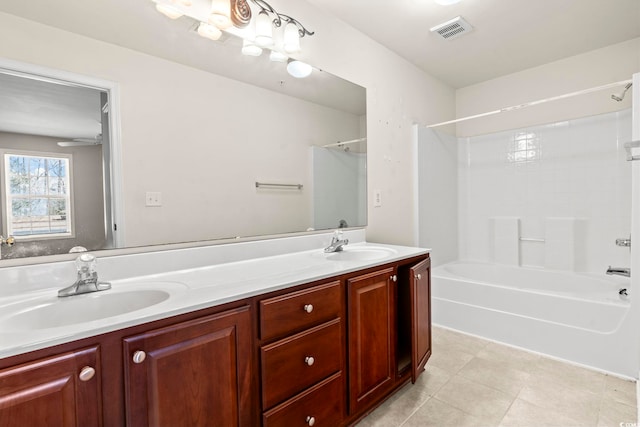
612,83 -> 632,102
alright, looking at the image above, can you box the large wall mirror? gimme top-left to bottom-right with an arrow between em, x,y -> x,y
0,0 -> 366,262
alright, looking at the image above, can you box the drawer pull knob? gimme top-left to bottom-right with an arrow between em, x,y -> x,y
133,350 -> 147,364
416,273 -> 422,280
79,366 -> 95,382
305,356 -> 315,366
391,274 -> 397,282
303,304 -> 314,313
306,416 -> 316,426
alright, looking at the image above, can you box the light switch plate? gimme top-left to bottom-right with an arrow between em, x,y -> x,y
145,191 -> 162,207
373,189 -> 382,207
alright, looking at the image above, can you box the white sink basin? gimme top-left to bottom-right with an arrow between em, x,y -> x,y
323,246 -> 397,261
0,282 -> 187,330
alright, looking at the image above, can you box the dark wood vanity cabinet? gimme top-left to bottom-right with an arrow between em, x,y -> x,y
259,280 -> 345,427
0,346 -> 102,427
123,305 -> 253,427
0,252 -> 430,427
345,256 -> 432,422
347,267 -> 396,414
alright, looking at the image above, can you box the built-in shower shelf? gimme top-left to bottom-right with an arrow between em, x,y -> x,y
624,140 -> 640,161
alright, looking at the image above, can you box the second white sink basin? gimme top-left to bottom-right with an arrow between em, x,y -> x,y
0,282 -> 187,330
323,246 -> 397,261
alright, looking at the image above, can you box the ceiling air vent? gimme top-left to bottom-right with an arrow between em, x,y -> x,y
430,16 -> 473,40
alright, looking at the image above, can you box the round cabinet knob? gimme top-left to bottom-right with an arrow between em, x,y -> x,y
79,366 -> 95,382
132,350 -> 146,364
306,416 -> 316,426
303,304 -> 314,314
305,356 -> 315,366
391,275 -> 397,282
416,274 -> 422,280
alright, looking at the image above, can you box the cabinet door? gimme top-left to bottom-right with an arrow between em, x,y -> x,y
347,267 -> 395,414
123,305 -> 253,427
0,346 -> 102,427
410,257 -> 431,383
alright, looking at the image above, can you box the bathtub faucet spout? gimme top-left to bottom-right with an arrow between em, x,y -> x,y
606,266 -> 630,277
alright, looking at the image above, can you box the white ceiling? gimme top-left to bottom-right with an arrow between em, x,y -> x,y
307,0 -> 640,88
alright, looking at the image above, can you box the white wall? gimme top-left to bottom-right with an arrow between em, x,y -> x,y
456,38 -> 640,138
417,128 -> 458,266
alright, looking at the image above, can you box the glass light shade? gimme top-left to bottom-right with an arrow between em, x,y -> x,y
254,11 -> 273,47
209,0 -> 232,29
434,0 -> 461,4
176,0 -> 192,5
286,60 -> 312,78
241,39 -> 263,57
283,22 -> 301,53
156,3 -> 183,19
269,50 -> 288,62
197,22 -> 222,41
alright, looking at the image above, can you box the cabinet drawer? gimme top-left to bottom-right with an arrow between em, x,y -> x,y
263,372 -> 344,427
261,319 -> 342,409
260,280 -> 341,341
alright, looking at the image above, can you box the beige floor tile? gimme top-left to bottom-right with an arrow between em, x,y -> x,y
402,397 -> 493,427
433,326 -> 490,356
433,375 -> 514,423
428,345 -> 474,374
531,357 -> 606,396
458,356 -> 530,397
598,397 -> 637,427
499,398 -> 588,427
517,377 -> 601,425
604,375 -> 637,407
476,342 -> 541,373
414,363 -> 451,397
354,383 -> 427,427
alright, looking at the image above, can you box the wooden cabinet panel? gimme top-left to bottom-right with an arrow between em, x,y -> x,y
0,346 -> 101,427
261,318 -> 342,409
260,280 -> 341,341
347,267 -> 395,414
410,258 -> 431,383
263,372 -> 344,427
123,305 -> 252,427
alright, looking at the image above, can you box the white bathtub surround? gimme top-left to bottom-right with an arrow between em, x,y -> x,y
432,261 -> 634,377
490,217 -> 520,265
458,108 -> 632,273
544,217 -> 587,271
0,229 -> 429,358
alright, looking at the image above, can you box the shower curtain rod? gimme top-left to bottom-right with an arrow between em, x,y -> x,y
426,79 -> 633,128
322,137 -> 367,148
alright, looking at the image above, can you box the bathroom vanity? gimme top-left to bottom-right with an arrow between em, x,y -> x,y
0,235 -> 430,426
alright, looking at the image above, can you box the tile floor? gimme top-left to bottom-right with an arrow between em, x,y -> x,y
357,326 -> 637,427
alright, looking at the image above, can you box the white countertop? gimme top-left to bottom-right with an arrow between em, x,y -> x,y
0,236 -> 428,359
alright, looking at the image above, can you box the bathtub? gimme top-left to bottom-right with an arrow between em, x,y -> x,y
432,261 -> 636,377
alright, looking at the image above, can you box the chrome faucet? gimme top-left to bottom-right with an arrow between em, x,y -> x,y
324,230 -> 349,253
606,266 -> 631,278
616,236 -> 631,247
58,253 -> 111,297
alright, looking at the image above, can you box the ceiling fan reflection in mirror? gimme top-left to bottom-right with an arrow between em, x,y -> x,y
57,134 -> 103,147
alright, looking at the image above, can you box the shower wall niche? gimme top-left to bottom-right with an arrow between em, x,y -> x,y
458,109 -> 632,272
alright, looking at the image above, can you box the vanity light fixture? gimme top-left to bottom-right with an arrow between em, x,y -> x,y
286,59 -> 312,78
269,50 -> 288,62
242,38 -> 263,56
151,0 -> 314,75
197,22 -> 223,40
